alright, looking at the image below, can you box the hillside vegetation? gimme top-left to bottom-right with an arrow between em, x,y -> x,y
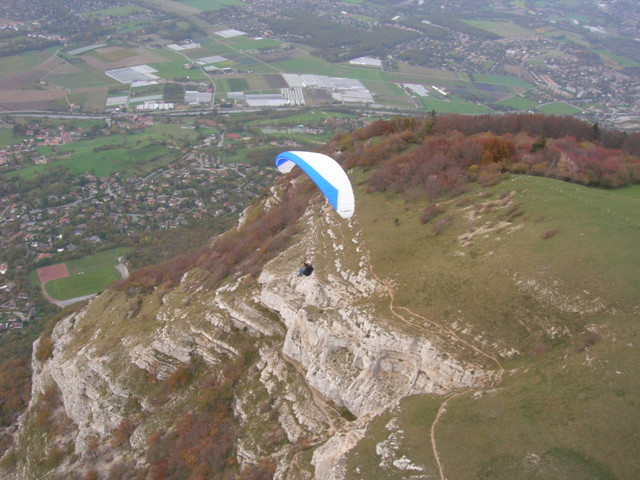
2,113 -> 639,480
114,113 -> 640,478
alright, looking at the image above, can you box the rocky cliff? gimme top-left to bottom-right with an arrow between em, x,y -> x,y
2,198 -> 495,480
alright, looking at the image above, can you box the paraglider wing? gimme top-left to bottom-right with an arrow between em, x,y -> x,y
275,151 -> 355,219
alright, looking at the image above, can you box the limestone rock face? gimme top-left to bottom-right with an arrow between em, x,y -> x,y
5,204 -> 493,480
258,208 -> 490,419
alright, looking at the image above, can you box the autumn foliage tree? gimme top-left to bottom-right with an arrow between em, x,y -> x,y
339,113 -> 640,202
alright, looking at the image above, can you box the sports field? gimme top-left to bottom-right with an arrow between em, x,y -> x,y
38,248 -> 130,301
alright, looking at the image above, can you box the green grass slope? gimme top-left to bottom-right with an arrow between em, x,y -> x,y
345,173 -> 640,479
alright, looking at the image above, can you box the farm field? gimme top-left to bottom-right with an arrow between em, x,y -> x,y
226,37 -> 283,51
0,47 -> 59,79
420,96 -> 490,114
40,248 -> 130,301
91,48 -> 138,63
44,62 -> 114,89
149,60 -> 209,81
497,95 -> 539,110
537,101 -> 583,115
178,0 -> 242,11
463,19 -> 536,37
596,50 -> 640,68
140,0 -> 202,16
0,0 -> 622,119
0,8 -> 557,116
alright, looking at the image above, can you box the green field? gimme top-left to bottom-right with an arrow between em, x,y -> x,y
363,80 -> 407,98
149,60 -> 209,81
219,144 -> 279,164
537,101 -> 583,114
91,48 -> 137,63
596,50 -> 640,68
345,172 -> 640,479
355,172 -> 640,352
139,0 -> 202,16
67,89 -> 109,111
42,248 -> 129,300
81,5 -> 146,17
226,37 -> 283,51
420,96 -> 490,114
0,128 -> 24,147
0,47 -> 59,79
463,19 -> 537,37
182,41 -> 238,60
178,0 -> 242,11
497,95 -> 539,110
10,124 -> 210,179
44,69 -> 113,89
215,77 -> 250,93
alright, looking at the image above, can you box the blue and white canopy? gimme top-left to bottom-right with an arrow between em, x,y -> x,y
275,151 -> 355,219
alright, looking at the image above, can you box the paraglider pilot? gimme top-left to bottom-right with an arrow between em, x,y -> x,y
298,262 -> 314,277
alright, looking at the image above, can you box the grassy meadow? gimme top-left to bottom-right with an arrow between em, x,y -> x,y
0,128 -> 24,146
345,171 -> 640,479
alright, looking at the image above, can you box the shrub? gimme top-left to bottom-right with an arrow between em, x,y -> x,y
420,204 -> 445,224
432,216 -> 453,235
575,332 -> 601,352
111,417 -> 137,448
477,163 -> 502,187
164,364 -> 192,393
35,337 -> 54,362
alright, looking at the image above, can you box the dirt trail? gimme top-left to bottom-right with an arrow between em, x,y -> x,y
430,390 -> 469,480
266,206 -> 505,478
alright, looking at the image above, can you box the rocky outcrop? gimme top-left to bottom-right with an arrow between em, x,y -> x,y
4,204 -> 493,480
258,207 -> 490,420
